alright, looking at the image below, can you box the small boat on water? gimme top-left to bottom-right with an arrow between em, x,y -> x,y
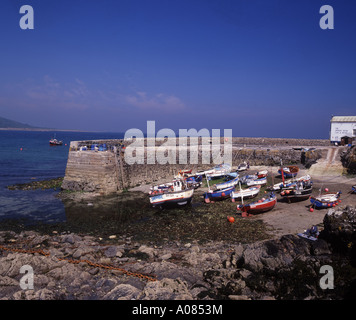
280,181 -> 313,203
278,165 -> 299,178
237,192 -> 277,217
149,180 -> 194,208
310,191 -> 341,209
231,185 -> 261,202
49,138 -> 63,146
203,185 -> 235,203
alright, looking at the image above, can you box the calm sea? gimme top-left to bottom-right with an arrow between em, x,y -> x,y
0,130 -> 124,225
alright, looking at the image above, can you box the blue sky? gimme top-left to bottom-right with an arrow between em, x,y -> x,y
0,0 -> 355,138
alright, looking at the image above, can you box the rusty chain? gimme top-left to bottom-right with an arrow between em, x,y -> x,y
0,244 -> 157,282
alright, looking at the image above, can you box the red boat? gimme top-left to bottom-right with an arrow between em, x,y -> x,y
237,193 -> 277,217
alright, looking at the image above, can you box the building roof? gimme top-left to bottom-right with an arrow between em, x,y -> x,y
331,116 -> 356,122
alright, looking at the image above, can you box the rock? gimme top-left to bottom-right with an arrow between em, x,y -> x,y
139,278 -> 193,300
104,246 -> 119,258
160,253 -> 172,260
103,284 -> 140,300
228,294 -> 251,300
138,245 -> 155,259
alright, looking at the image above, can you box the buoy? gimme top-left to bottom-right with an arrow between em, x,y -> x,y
221,192 -> 225,197
281,192 -> 285,196
236,206 -> 240,210
325,188 -> 329,192
310,207 -> 314,212
332,204 -> 336,207
227,216 -> 235,223
20,148 -> 23,151
339,200 -> 342,203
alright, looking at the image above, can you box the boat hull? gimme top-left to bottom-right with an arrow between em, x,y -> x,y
309,192 -> 341,209
246,177 -> 267,187
150,189 -> 194,208
280,186 -> 313,203
237,195 -> 277,217
231,186 -> 261,202
278,166 -> 299,178
204,186 -> 234,203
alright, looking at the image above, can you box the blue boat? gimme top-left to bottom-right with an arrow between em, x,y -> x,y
310,191 -> 341,209
214,176 -> 239,190
352,185 -> 356,193
278,166 -> 299,178
204,186 -> 235,203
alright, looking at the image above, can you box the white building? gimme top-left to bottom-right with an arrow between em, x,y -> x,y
330,116 -> 356,145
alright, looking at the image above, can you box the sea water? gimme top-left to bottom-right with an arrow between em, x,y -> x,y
0,130 -> 123,225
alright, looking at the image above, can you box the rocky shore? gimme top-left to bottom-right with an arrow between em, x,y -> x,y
1,205 -> 355,300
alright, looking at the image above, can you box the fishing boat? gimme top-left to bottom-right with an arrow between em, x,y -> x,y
185,175 -> 203,189
203,185 -> 235,203
213,176 -> 239,190
278,165 -> 299,178
237,162 -> 248,172
149,180 -> 194,208
246,177 -> 267,187
231,185 -> 261,202
196,163 -> 231,179
309,191 -> 341,209
240,174 -> 258,184
352,185 -> 356,193
237,193 -> 277,217
268,175 -> 312,191
256,169 -> 268,178
49,138 -> 63,146
280,181 -> 313,203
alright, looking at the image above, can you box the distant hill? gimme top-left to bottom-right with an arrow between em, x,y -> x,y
0,116 -> 38,129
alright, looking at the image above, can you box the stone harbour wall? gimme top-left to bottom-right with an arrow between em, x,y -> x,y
61,137 -> 327,194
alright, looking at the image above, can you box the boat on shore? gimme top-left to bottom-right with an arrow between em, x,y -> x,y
231,185 -> 261,202
196,163 -> 231,179
352,185 -> 356,193
310,191 -> 341,209
280,181 -> 313,203
237,192 -> 277,217
213,176 -> 240,190
246,177 -> 267,187
268,175 -> 312,192
149,180 -> 194,208
203,185 -> 235,203
237,162 -> 249,172
278,165 -> 299,178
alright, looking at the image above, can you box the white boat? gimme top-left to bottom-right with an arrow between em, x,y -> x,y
237,162 -> 248,172
246,177 -> 267,187
231,185 -> 261,202
256,169 -> 268,178
149,180 -> 194,208
196,163 -> 231,178
214,176 -> 239,190
269,175 -> 312,191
